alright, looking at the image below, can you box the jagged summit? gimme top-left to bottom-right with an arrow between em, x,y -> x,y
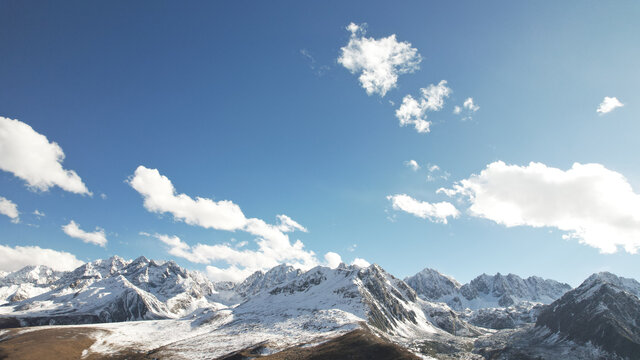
406,268 -> 571,311
536,272 -> 640,359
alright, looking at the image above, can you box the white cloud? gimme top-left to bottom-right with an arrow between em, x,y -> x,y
404,160 -> 420,171
0,244 -> 83,272
597,96 -> 624,114
324,252 -> 342,269
130,166 -> 321,281
429,164 -> 440,172
463,97 -> 479,112
338,22 -> 421,97
100,193 -> 108,200
33,209 -> 45,217
62,220 -> 108,247
395,80 -> 452,133
0,196 -> 19,223
347,244 -> 357,252
0,116 -> 91,195
276,214 -> 308,233
439,161 -> 640,254
387,194 -> 459,224
453,106 -> 462,114
352,258 -> 371,267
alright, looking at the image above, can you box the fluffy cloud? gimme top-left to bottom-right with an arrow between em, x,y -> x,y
0,196 -> 19,223
387,194 -> 459,224
463,97 -> 479,112
395,80 -> 451,133
439,161 -> 640,254
352,258 -> 371,267
597,96 -> 624,114
143,232 -> 343,283
0,116 -> 90,195
338,23 -> 421,97
62,220 -> 108,247
0,244 -> 84,272
130,166 -> 329,282
324,252 -> 343,269
404,160 -> 420,171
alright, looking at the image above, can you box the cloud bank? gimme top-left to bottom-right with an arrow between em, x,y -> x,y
338,23 -> 421,97
130,166 -> 336,282
0,116 -> 90,195
0,244 -> 84,272
440,161 -> 640,254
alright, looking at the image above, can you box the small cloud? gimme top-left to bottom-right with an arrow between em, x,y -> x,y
352,258 -> 370,267
395,80 -> 452,133
236,241 -> 248,248
463,97 -> 480,112
338,22 -> 422,97
347,244 -> 357,252
324,252 -> 342,269
387,194 -> 459,224
62,220 -> 108,247
0,196 -> 19,223
33,209 -> 45,217
100,193 -> 107,200
429,164 -> 440,172
453,97 -> 479,121
404,160 -> 420,171
597,96 -> 624,114
300,49 -> 330,76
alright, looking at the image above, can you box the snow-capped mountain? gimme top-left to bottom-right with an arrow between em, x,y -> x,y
405,268 -> 571,311
234,264 -> 303,298
0,259 -> 639,359
0,256 -> 225,326
0,265 -> 63,304
535,272 -> 640,359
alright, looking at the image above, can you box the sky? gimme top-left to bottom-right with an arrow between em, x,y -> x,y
1,1 -> 639,286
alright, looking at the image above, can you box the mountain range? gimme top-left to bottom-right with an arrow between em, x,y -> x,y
0,257 -> 638,359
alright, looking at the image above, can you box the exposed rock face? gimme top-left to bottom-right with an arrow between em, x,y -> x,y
535,272 -> 640,359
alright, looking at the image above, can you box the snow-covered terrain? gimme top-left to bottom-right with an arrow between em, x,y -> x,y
405,268 -> 571,311
0,259 -> 637,359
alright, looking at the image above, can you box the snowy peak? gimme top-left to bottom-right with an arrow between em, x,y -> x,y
536,272 -> 640,359
235,264 -> 303,297
579,271 -> 640,299
404,268 -> 461,300
406,268 -> 571,310
0,265 -> 63,286
0,256 -> 221,326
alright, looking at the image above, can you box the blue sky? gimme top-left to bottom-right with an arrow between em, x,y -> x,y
1,1 -> 639,285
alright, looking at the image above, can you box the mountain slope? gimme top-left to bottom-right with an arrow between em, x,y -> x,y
406,268 -> 571,311
535,272 -> 640,359
0,265 -> 63,304
0,256 -> 224,327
